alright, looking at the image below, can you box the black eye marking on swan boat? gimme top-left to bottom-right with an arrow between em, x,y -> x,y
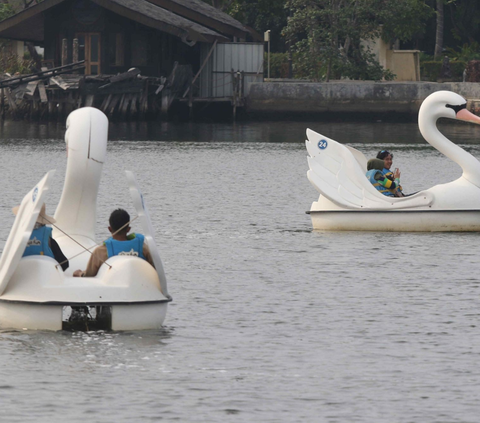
446,103 -> 467,113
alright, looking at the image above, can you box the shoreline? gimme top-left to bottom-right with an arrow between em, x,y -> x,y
246,81 -> 480,118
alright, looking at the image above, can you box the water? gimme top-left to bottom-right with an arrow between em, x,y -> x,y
1,119 -> 480,422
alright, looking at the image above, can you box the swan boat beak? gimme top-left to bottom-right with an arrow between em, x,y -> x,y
456,107 -> 480,125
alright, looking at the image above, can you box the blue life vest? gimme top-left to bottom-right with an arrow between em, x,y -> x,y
104,233 -> 146,260
366,169 -> 395,197
23,226 -> 55,258
382,168 -> 403,194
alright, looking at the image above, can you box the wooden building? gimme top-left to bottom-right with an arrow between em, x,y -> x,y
0,0 -> 263,120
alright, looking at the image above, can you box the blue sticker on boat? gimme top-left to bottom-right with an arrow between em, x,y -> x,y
318,140 -> 328,150
32,187 -> 38,202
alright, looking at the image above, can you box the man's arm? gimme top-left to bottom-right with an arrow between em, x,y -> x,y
143,244 -> 156,269
74,246 -> 108,277
49,238 -> 69,271
374,173 -> 399,189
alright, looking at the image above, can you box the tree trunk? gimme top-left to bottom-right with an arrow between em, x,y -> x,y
326,56 -> 331,82
434,0 -> 444,61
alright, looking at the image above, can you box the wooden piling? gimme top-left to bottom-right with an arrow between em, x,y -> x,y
73,38 -> 79,64
62,38 -> 68,66
1,88 -> 4,121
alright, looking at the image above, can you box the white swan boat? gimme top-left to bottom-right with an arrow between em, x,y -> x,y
306,90 -> 480,231
0,108 -> 171,330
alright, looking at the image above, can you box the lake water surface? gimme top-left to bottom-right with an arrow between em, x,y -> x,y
1,119 -> 480,422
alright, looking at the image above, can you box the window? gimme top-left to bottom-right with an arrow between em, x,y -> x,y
75,32 -> 101,75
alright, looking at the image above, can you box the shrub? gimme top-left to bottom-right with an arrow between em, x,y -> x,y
0,48 -> 34,74
264,52 -> 290,78
420,60 -> 466,81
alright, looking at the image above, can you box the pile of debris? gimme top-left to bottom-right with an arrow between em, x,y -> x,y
0,61 -> 192,121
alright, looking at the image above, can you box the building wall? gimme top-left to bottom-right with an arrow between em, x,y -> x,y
362,35 -> 420,82
43,1 -> 200,77
2,39 -> 24,57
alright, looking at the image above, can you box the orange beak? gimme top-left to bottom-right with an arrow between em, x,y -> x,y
456,108 -> 480,125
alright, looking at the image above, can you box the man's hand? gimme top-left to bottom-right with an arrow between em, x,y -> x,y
73,269 -> 83,277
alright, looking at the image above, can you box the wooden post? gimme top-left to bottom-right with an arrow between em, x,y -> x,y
85,94 -> 95,107
5,88 -> 17,118
142,81 -> 149,115
188,70 -> 193,119
241,71 -> 244,101
38,82 -> 48,103
1,88 -> 4,121
62,38 -> 68,66
48,98 -> 54,119
73,38 -> 79,64
32,96 -> 38,120
231,69 -> 236,120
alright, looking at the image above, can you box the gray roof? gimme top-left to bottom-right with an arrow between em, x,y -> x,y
148,0 -> 249,35
95,0 -> 228,42
0,0 -> 232,43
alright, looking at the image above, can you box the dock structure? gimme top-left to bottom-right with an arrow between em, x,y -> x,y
0,0 -> 263,121
0,61 -> 193,120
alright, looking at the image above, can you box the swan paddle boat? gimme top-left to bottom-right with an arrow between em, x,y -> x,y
0,107 -> 171,331
306,90 -> 480,231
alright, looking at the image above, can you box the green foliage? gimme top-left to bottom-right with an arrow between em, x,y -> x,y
0,47 -> 34,75
0,3 -> 15,51
448,0 -> 480,44
0,4 -> 14,22
420,60 -> 466,81
445,42 -> 480,62
230,0 -> 288,52
283,0 -> 417,81
380,0 -> 433,43
264,52 -> 289,78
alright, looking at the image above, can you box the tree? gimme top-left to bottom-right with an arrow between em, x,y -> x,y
284,0 -> 432,81
434,0 -> 444,60
448,0 -> 480,45
0,3 -> 14,21
202,0 -> 234,11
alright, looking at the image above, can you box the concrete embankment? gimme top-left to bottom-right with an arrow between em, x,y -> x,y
246,81 -> 480,118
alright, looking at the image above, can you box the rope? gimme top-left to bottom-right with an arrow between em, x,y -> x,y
44,215 -> 139,270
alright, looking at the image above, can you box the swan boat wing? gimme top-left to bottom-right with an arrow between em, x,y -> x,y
0,170 -> 55,296
126,171 -> 170,299
306,128 -> 433,210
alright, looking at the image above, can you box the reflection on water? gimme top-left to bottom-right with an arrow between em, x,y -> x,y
3,117 -> 480,145
0,120 -> 480,422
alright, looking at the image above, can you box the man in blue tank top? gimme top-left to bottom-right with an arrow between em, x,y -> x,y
13,203 -> 69,271
73,209 -> 154,277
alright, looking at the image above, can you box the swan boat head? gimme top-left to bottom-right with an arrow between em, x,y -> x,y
54,107 -> 108,240
419,91 -> 480,188
53,107 -> 108,270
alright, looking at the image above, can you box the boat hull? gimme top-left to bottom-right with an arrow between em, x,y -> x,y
0,300 -> 169,331
309,210 -> 480,232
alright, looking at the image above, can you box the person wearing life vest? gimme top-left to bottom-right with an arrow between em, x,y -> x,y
366,159 -> 403,197
376,149 -> 404,196
13,203 -> 69,271
73,208 -> 155,277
